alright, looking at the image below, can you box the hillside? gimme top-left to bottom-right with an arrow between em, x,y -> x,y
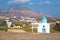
0,8 -> 52,18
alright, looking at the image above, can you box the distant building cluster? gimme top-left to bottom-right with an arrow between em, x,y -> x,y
5,16 -> 37,28
19,16 -> 37,23
0,16 -> 10,20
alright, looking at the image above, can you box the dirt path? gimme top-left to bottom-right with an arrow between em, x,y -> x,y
0,31 -> 60,40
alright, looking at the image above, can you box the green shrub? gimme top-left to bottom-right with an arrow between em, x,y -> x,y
0,20 -> 6,26
22,26 -> 31,32
13,21 -> 25,26
0,26 -> 8,31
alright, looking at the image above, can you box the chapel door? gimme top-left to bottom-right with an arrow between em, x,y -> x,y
42,26 -> 46,33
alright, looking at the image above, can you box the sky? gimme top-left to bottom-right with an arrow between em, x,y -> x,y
0,0 -> 60,18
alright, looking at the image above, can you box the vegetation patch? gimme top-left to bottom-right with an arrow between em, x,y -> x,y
22,26 -> 32,32
0,26 -> 8,31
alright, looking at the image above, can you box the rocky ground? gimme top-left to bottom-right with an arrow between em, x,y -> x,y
0,31 -> 60,40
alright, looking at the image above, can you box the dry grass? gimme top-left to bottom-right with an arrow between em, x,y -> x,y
8,29 -> 26,33
0,31 -> 60,40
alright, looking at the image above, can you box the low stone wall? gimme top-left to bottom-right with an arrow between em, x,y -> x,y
8,29 -> 26,33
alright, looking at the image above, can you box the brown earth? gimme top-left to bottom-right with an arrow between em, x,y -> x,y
0,31 -> 60,40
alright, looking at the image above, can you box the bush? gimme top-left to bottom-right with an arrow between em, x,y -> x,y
54,23 -> 60,32
13,21 -> 25,26
0,26 -> 8,31
22,26 -> 31,32
50,26 -> 55,33
50,24 -> 55,33
0,20 -> 6,26
22,26 -> 37,33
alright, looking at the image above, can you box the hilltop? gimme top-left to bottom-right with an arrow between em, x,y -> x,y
0,7 -> 52,18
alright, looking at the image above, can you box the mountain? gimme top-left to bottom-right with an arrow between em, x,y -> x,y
0,7 -> 52,19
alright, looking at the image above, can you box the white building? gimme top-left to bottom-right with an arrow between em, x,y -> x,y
6,20 -> 12,28
31,16 -> 50,33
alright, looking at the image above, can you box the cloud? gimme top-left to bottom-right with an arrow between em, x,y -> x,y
8,0 -> 31,5
29,2 -> 33,5
40,1 -> 51,5
39,1 -> 60,5
57,1 -> 60,4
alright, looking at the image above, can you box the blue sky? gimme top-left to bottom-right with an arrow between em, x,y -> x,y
0,0 -> 60,18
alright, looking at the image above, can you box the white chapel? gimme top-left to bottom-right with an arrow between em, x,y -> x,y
31,16 -> 50,33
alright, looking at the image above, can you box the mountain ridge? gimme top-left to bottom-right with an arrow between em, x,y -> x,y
0,7 -> 52,19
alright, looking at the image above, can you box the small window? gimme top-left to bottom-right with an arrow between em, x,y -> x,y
43,25 -> 45,27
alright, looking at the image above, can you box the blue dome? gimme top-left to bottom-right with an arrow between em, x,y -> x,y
41,16 -> 47,23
